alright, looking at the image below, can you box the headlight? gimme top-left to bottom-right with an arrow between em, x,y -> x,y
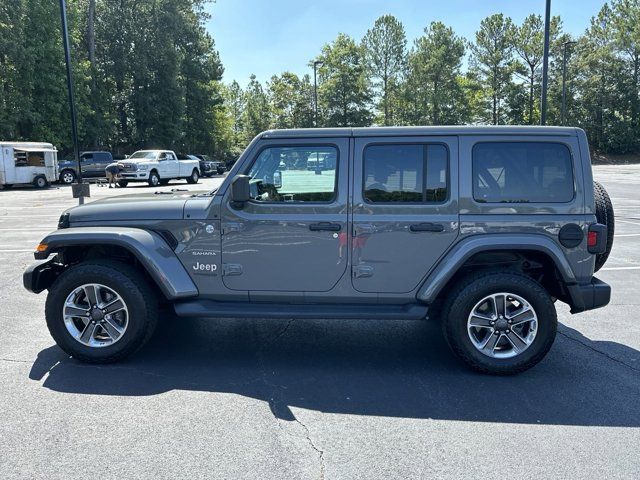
138,164 -> 148,171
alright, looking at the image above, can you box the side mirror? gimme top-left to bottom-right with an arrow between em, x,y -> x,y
230,174 -> 250,208
273,170 -> 282,189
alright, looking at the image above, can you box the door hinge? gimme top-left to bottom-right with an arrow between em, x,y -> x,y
352,265 -> 374,278
222,263 -> 243,276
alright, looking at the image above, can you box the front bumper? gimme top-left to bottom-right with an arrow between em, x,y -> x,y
23,258 -> 62,293
568,277 -> 611,313
120,172 -> 149,179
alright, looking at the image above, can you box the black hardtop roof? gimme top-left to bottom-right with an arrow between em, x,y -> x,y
260,125 -> 579,139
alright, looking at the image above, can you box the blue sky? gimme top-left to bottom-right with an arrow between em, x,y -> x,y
205,0 -> 606,85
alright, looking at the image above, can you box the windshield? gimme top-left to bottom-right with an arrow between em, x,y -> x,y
129,151 -> 158,160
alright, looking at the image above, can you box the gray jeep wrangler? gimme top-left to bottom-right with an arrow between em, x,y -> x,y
24,127 -> 613,375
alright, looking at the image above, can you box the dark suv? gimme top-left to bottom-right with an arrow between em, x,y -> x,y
195,154 -> 225,176
24,127 -> 613,374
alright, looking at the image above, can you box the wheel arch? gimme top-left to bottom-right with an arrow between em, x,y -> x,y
417,234 -> 579,308
26,227 -> 198,300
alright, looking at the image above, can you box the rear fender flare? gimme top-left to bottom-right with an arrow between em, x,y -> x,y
417,234 -> 577,304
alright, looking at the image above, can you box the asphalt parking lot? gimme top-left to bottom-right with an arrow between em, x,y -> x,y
0,167 -> 639,479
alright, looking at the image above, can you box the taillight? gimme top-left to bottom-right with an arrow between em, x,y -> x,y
587,224 -> 607,254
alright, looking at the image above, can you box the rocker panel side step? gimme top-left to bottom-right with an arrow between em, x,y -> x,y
173,300 -> 428,320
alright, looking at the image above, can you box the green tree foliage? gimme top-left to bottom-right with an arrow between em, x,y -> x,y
361,15 -> 406,125
268,72 -> 314,129
242,74 -> 271,143
398,21 -> 467,125
316,33 -> 372,127
5,7 -> 640,158
0,0 -> 224,157
470,14 -> 517,125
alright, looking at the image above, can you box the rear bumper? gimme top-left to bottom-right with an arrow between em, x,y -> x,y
568,277 -> 611,313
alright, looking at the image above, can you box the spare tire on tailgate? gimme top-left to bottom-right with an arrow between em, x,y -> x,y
593,181 -> 614,272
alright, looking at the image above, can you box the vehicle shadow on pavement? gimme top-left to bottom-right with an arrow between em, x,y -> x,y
29,317 -> 640,427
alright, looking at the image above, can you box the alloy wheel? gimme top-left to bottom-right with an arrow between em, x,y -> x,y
467,292 -> 538,359
62,283 -> 129,347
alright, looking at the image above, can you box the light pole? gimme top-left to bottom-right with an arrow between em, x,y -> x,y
59,0 -> 86,204
540,0 -> 551,125
313,60 -> 324,127
561,41 -> 577,125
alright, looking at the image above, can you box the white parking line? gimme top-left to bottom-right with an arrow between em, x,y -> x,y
601,266 -> 640,271
0,249 -> 33,253
0,231 -> 55,233
617,219 -> 640,226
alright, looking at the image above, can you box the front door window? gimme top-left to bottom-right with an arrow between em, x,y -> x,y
247,146 -> 338,203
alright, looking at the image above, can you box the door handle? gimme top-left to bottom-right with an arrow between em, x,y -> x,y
409,222 -> 445,233
309,222 -> 342,232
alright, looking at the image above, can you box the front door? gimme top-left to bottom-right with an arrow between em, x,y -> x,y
221,139 -> 349,292
352,136 -> 459,293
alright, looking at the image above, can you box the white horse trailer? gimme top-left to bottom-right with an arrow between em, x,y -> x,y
0,142 -> 59,189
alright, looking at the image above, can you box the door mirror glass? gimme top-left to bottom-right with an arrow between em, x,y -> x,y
230,175 -> 250,207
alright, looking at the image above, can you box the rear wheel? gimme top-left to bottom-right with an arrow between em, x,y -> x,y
593,181 -> 614,272
186,169 -> 199,184
441,271 -> 557,375
45,261 -> 158,363
33,175 -> 48,189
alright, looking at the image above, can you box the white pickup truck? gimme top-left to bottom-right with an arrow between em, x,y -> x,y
117,150 -> 200,187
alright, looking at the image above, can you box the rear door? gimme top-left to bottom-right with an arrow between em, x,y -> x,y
352,136 -> 459,293
220,138 -> 349,292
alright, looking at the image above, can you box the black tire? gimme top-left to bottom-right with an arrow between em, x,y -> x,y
441,271 -> 557,375
117,180 -> 129,188
159,179 -> 170,186
148,171 -> 160,187
45,261 -> 159,363
2,184 -> 12,189
593,181 -> 614,272
33,175 -> 48,189
186,169 -> 199,184
59,169 -> 76,185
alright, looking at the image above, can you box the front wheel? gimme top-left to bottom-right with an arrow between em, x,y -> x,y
117,180 -> 129,188
441,272 -> 557,375
148,171 -> 160,187
45,261 -> 158,363
186,169 -> 199,184
59,169 -> 76,185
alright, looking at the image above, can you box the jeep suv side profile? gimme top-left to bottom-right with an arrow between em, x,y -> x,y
23,127 -> 613,374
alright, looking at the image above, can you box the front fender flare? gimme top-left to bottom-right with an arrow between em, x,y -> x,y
416,234 -> 577,304
30,227 -> 198,300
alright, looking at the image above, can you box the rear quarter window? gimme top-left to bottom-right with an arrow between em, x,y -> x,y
472,142 -> 574,203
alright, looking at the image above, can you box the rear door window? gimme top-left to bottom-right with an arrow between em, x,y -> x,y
472,142 -> 574,203
363,144 -> 448,203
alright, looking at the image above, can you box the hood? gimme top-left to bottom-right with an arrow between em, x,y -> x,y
65,191 -> 200,223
